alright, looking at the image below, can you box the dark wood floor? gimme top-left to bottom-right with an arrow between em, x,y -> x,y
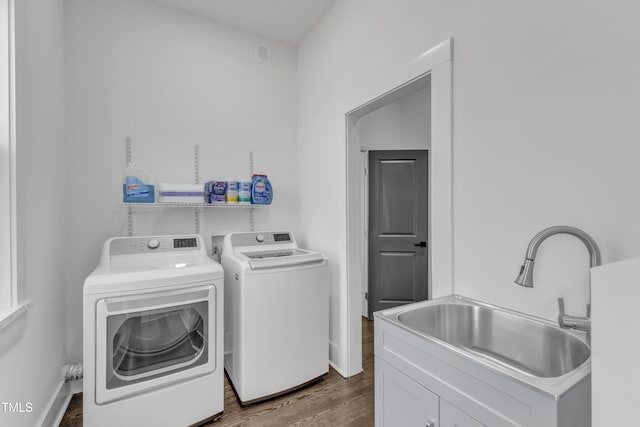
60,319 -> 374,427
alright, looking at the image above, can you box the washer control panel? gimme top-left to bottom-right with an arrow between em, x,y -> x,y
110,235 -> 200,256
231,231 -> 293,247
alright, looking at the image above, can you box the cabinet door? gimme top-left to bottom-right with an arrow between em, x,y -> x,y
376,358 -> 439,426
440,400 -> 484,427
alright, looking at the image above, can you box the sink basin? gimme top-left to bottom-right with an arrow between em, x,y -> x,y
375,295 -> 592,425
377,295 -> 591,397
397,301 -> 590,378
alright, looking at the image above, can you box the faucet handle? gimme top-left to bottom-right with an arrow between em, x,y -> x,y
558,297 -> 566,316
557,297 -> 566,328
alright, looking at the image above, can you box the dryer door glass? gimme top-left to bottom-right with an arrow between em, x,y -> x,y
106,301 -> 209,389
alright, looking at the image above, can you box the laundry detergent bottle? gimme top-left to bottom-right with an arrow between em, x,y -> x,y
251,174 -> 272,205
123,162 -> 155,203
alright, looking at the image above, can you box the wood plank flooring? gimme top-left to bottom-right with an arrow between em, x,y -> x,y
60,319 -> 374,427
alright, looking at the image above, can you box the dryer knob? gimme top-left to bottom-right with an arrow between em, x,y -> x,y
256,234 -> 265,243
147,239 -> 160,249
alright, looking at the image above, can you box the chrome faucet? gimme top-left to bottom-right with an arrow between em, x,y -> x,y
515,225 -> 601,343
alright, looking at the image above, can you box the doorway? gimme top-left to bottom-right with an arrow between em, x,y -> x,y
367,150 -> 428,318
344,38 -> 453,378
348,74 -> 432,320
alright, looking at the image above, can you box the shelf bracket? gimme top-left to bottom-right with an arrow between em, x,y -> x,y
194,145 -> 200,235
126,138 -> 134,236
195,207 -> 201,235
125,137 -> 132,165
194,144 -> 200,185
249,150 -> 255,232
127,206 -> 133,237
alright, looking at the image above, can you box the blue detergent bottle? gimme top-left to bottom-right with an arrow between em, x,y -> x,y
123,162 -> 155,203
251,174 -> 273,205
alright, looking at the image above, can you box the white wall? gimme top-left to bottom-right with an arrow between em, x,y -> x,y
299,0 -> 640,373
356,86 -> 430,151
64,0 -> 299,363
0,0 -> 67,425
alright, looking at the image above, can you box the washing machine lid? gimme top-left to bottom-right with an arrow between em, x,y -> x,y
239,248 -> 325,270
223,231 -> 326,271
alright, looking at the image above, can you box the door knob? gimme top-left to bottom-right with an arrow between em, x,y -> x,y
414,241 -> 427,248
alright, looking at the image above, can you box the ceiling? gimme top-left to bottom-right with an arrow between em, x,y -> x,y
151,0 -> 338,45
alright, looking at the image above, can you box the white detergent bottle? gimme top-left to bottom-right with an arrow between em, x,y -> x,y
122,162 -> 155,203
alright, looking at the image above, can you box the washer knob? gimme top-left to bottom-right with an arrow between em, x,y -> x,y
256,234 -> 265,243
147,239 -> 160,249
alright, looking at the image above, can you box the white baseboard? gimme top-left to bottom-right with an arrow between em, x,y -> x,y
329,360 -> 349,378
37,378 -> 80,427
69,378 -> 82,395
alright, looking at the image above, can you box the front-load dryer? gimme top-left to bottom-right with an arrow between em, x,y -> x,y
221,231 -> 329,405
83,234 -> 223,427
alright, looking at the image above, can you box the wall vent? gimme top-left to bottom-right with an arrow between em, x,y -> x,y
255,43 -> 271,65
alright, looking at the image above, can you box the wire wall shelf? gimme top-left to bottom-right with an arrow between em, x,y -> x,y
123,139 -> 266,236
118,202 -> 268,208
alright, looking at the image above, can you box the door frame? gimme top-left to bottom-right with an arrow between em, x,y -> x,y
345,38 -> 453,376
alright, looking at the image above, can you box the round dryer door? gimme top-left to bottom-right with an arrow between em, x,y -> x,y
106,301 -> 209,390
112,306 -> 205,376
94,285 -> 217,405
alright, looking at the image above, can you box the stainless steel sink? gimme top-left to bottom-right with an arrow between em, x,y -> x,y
377,295 -> 591,397
397,301 -> 589,378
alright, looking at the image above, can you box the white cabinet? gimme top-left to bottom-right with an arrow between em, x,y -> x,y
376,357 -> 484,427
591,256 -> 640,425
376,358 -> 438,426
440,400 -> 484,427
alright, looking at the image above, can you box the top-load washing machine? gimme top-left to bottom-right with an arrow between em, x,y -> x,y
221,231 -> 329,405
83,234 -> 224,427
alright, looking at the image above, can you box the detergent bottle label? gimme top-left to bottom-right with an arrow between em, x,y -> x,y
125,176 -> 150,197
251,175 -> 273,204
254,182 -> 266,192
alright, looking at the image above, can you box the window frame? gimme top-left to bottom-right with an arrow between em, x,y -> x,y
0,0 -> 18,321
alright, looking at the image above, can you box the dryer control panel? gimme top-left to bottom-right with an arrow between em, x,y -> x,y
109,235 -> 201,256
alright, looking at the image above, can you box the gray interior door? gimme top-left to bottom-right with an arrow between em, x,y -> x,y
368,150 -> 428,319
